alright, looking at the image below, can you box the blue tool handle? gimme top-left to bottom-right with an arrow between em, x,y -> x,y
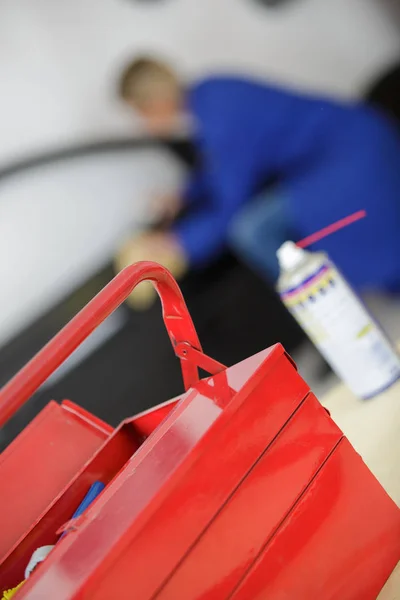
71,481 -> 105,519
60,481 -> 105,539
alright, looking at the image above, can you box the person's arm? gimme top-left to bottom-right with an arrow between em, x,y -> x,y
182,168 -> 209,206
174,147 -> 259,266
173,206 -> 230,266
175,77 -> 274,266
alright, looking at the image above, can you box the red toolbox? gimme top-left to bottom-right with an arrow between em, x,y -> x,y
0,262 -> 399,599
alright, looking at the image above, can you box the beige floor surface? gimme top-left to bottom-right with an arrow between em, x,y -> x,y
322,379 -> 400,599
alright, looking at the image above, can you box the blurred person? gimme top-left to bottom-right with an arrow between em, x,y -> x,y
116,57 -> 400,308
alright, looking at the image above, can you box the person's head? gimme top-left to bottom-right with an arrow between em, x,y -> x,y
119,57 -> 184,135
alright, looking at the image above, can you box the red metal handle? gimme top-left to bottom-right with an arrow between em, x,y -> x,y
0,262 -> 204,427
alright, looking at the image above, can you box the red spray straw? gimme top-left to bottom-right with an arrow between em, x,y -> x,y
297,210 -> 367,249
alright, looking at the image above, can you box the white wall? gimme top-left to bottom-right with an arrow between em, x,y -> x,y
1,0 -> 399,164
0,149 -> 185,344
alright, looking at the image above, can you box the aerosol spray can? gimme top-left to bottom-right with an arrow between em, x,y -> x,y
276,241 -> 400,399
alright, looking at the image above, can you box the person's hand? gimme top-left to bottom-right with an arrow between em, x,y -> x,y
114,232 -> 188,310
149,194 -> 182,226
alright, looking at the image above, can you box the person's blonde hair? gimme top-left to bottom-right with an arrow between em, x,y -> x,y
118,57 -> 180,109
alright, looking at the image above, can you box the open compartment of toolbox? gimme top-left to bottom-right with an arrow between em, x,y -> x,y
0,393 -> 180,588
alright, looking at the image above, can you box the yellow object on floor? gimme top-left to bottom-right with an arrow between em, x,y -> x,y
2,581 -> 25,599
115,232 -> 188,310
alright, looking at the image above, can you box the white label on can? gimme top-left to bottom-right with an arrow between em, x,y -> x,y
281,263 -> 400,398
